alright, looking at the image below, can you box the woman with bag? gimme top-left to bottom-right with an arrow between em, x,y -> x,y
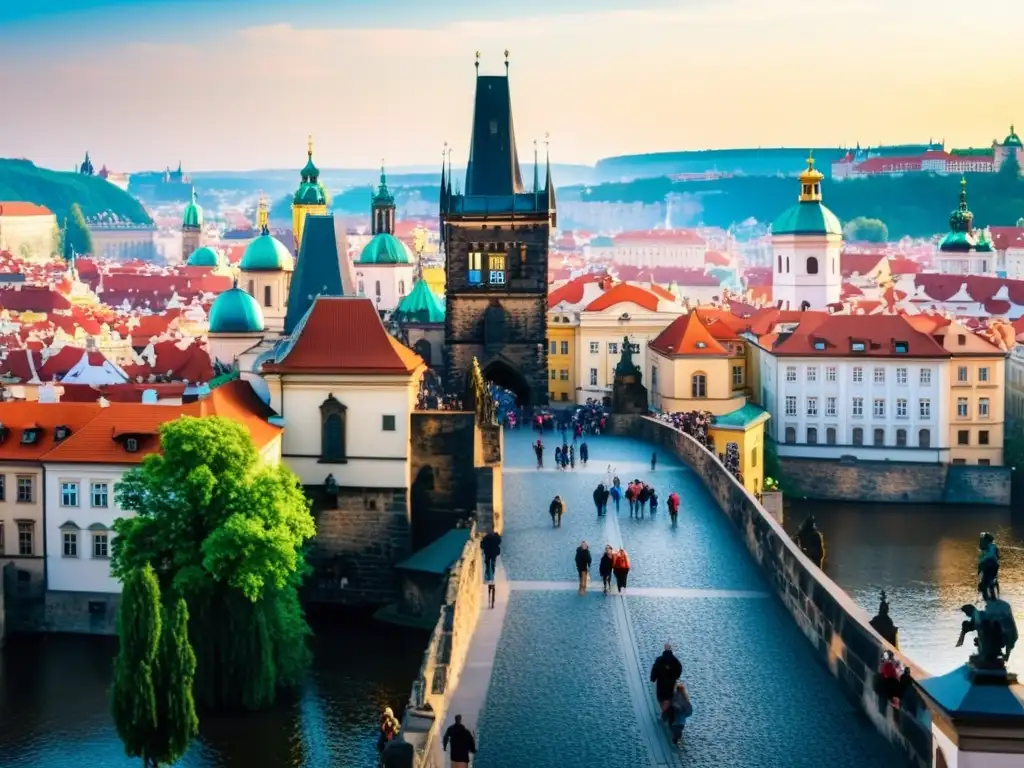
669,682 -> 693,745
612,548 -> 631,593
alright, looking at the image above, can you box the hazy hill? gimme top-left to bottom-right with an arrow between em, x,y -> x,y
0,159 -> 152,225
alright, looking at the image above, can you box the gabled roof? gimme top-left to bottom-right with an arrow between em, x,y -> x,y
840,253 -> 887,278
0,402 -> 102,460
284,214 -> 344,335
649,312 -> 728,356
265,296 -> 424,376
583,282 -> 660,313
768,314 -> 949,358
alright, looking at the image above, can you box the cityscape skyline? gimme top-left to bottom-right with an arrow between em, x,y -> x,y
0,0 -> 1020,172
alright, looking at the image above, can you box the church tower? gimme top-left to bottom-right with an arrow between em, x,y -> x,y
441,52 -> 556,406
181,186 -> 203,264
371,164 -> 396,235
770,154 -> 842,310
292,135 -> 328,252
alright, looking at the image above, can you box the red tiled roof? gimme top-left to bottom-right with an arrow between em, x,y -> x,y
0,402 -> 102,460
650,313 -> 728,356
57,382 -> 188,403
742,267 -> 772,287
584,282 -> 660,312
547,273 -> 611,308
0,349 -> 41,381
840,253 -> 887,277
989,227 -> 1024,251
264,296 -> 425,375
38,346 -> 87,381
770,314 -> 949,357
841,283 -> 864,299
0,286 -> 73,312
887,257 -> 922,275
704,250 -> 730,267
0,202 -> 53,217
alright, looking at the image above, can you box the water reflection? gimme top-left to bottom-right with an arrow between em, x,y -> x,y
0,616 -> 426,767
787,501 -> 1023,676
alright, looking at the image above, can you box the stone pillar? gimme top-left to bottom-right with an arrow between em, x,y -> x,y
761,491 -> 784,525
918,664 -> 1024,767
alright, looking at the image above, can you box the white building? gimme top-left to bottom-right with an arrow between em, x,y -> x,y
587,229 -> 706,269
0,201 -> 57,262
770,156 -> 843,310
353,168 -> 415,317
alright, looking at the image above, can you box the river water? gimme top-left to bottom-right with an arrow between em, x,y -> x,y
0,613 -> 425,767
787,500 -> 1023,677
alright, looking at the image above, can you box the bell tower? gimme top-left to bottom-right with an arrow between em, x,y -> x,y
291,135 -> 328,252
181,186 -> 203,263
441,51 -> 556,406
371,163 -> 396,236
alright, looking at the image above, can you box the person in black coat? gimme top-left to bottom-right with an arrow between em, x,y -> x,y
480,531 -> 502,579
442,714 -> 476,768
574,541 -> 592,593
549,496 -> 564,527
593,483 -> 609,516
579,441 -> 589,465
599,545 -> 615,594
650,644 -> 683,723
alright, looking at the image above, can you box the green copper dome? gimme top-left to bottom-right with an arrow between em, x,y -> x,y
357,232 -> 411,265
182,187 -> 203,229
1004,125 -> 1022,147
940,177 -> 992,252
294,135 -> 327,205
209,285 -> 265,334
393,279 -> 445,324
771,202 -> 842,236
240,231 -> 293,271
187,245 -> 220,267
373,165 -> 395,207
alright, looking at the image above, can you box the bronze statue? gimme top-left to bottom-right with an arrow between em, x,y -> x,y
324,473 -> 339,509
869,590 -> 899,648
977,532 -> 1000,601
795,515 -> 825,569
614,335 -> 641,378
957,600 -> 1018,669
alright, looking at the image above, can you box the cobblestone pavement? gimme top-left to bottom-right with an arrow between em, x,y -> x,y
473,429 -> 901,768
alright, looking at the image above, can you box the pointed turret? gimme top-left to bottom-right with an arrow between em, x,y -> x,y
545,137 -> 557,228
464,53 -> 523,196
80,152 -> 94,176
285,214 -> 344,335
292,134 -> 328,251
371,161 -> 396,235
439,148 -> 448,245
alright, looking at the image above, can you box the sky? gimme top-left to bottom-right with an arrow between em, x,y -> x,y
0,0 -> 1020,172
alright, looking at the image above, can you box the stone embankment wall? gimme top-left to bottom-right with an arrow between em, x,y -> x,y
780,456 -> 1011,506
608,415 -> 933,767
391,525 -> 483,768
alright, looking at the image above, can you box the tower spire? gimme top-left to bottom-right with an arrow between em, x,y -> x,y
308,134 -> 314,159
533,139 -> 540,207
257,192 -> 269,234
545,132 -> 557,226
475,50 -> 480,76
504,49 -> 510,75
797,150 -> 824,203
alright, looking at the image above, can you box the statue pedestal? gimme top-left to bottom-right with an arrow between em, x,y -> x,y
761,491 -> 784,524
612,373 -> 648,415
917,663 -> 1024,767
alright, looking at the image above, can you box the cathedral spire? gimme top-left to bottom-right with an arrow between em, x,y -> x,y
545,133 -> 557,227
371,159 -> 396,236
533,139 -> 539,208
464,52 -> 524,196
301,135 -> 320,184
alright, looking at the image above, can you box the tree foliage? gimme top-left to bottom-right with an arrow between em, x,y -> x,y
66,203 -> 94,257
112,416 -> 316,711
151,598 -> 199,766
843,216 -> 889,243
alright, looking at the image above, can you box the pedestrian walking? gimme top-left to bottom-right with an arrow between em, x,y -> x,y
651,451 -> 658,471
599,545 -> 614,594
377,707 -> 401,754
612,548 -> 631,593
442,714 -> 477,768
575,541 -> 592,594
480,530 -> 502,579
667,491 -> 680,524
650,643 -> 683,724
669,683 -> 694,745
609,483 -> 622,514
569,444 -> 576,469
549,495 -> 565,528
554,446 -> 562,470
593,483 -> 609,516
486,568 -> 496,608
649,488 -> 659,515
534,439 -> 544,469
580,441 -> 589,466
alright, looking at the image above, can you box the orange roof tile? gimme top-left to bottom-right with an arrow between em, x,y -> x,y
264,296 -> 425,375
0,401 -> 103,460
584,282 -> 660,312
649,313 -> 728,356
0,202 -> 53,217
769,314 -> 949,358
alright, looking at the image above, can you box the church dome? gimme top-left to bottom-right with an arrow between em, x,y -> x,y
393,279 -> 445,324
182,187 -> 203,229
293,135 -> 327,205
1004,125 -> 1022,147
209,285 -> 265,334
187,245 -> 220,267
241,232 -> 294,272
357,232 -> 412,265
771,203 -> 842,236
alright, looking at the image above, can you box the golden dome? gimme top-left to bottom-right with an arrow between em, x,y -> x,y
797,152 -> 824,202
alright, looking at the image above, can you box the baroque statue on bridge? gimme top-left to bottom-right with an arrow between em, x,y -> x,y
978,531 -> 1000,601
955,533 -> 1017,672
614,335 -> 641,378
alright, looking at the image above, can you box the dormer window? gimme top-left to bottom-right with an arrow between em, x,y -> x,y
894,341 -> 909,354
957,334 -> 967,345
125,438 -> 139,453
851,341 -> 866,352
20,429 -> 39,445
813,340 -> 826,351
55,425 -> 70,442
696,341 -> 707,349
0,423 -> 6,443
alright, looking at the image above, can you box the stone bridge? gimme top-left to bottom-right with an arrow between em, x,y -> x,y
419,425 -> 923,768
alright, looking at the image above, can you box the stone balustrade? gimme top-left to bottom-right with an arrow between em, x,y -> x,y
608,414 -> 934,767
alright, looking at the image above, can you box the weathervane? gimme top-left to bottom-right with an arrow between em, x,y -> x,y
504,49 -> 510,73
475,51 -> 480,75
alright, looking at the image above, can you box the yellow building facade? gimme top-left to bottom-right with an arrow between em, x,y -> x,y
709,405 -> 770,497
291,136 -> 328,252
547,310 -> 578,402
420,264 -> 446,297
948,351 -> 1006,466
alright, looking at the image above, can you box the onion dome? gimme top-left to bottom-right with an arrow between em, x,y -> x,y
209,283 -> 265,333
182,187 -> 203,229
393,279 -> 445,324
242,197 -> 294,271
186,245 -> 220,267
1004,124 -> 1022,147
940,177 -> 993,252
357,232 -> 412,265
772,153 -> 842,236
294,135 -> 327,205
373,164 -> 395,207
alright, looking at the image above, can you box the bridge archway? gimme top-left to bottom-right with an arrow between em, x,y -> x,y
482,359 -> 532,406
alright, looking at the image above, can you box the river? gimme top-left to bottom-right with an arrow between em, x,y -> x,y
787,500 -> 1023,676
0,612 -> 426,767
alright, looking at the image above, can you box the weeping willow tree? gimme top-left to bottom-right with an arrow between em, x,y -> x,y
112,415 -> 316,711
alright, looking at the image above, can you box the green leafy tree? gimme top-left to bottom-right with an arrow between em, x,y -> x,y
112,416 -> 316,711
843,216 -> 889,243
151,597 -> 199,766
111,564 -> 161,767
66,202 -> 94,257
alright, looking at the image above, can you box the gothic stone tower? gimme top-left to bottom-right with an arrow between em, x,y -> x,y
441,56 -> 557,406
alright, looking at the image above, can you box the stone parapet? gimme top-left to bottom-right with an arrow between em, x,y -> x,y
387,524 -> 483,768
610,414 -> 933,767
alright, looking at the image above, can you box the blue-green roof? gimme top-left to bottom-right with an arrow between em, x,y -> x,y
209,286 -> 265,334
590,235 -> 613,247
241,232 -> 293,271
187,245 -> 220,267
713,403 -> 770,430
771,202 -> 842,236
393,279 -> 445,324
294,181 -> 327,206
182,188 -> 202,229
395,529 -> 471,574
357,232 -> 411,265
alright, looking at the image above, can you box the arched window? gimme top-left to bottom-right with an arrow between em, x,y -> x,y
691,373 -> 707,398
398,280 -> 406,296
896,429 -> 907,447
784,426 -> 796,444
826,427 -> 836,445
320,395 -> 347,462
919,428 -> 931,448
786,257 -> 790,273
852,427 -> 863,445
247,280 -> 255,296
807,427 -> 818,444
777,254 -> 782,273
358,280 -> 365,295
806,256 -> 819,275
263,285 -> 272,307
873,428 -> 885,446
375,280 -> 382,297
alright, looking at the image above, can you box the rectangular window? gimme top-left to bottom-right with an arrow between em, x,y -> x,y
852,397 -> 863,417
732,366 -> 743,387
61,482 -> 79,507
0,474 -> 4,502
488,253 -> 506,285
957,366 -> 968,383
873,367 -> 885,384
896,368 -> 908,385
979,398 -> 990,418
785,396 -> 797,416
468,252 -> 483,284
806,397 -> 818,417
873,398 -> 885,418
589,368 -> 598,386
979,367 -> 990,383
93,533 -> 109,559
979,430 -> 990,445
550,341 -> 557,355
17,522 -> 32,556
560,341 -> 569,355
853,367 -> 863,383
806,367 -> 817,382
957,398 -> 968,418
381,415 -> 396,431
608,342 -> 618,355
589,342 -> 599,354
920,368 -> 932,386
958,430 -> 970,445
919,398 -> 931,418
826,397 -> 837,417
16,476 -> 32,503
91,482 -> 108,508
550,369 -> 557,381
786,366 -> 796,382
825,366 -> 837,382
559,369 -> 569,381
896,398 -> 907,418
63,531 -> 78,557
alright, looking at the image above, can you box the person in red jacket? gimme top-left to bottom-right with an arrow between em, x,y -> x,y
612,548 -> 631,593
667,492 -> 681,524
